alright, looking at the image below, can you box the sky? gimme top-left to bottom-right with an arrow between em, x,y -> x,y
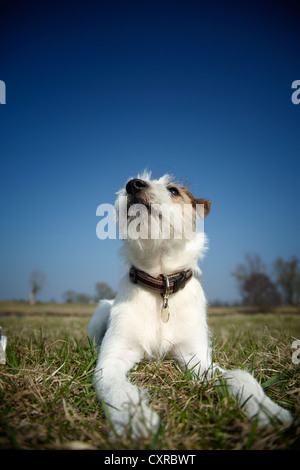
0,0 -> 300,304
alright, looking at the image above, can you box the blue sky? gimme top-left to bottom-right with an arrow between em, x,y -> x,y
0,0 -> 299,304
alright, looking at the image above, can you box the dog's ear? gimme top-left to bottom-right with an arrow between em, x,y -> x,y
194,199 -> 211,219
181,187 -> 211,219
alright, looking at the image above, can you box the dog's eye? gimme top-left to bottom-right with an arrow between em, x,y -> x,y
168,187 -> 180,197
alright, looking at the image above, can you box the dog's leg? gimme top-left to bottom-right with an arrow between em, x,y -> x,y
219,368 -> 293,425
93,335 -> 160,439
174,344 -> 293,426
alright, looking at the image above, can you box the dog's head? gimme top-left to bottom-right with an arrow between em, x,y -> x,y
116,171 -> 211,274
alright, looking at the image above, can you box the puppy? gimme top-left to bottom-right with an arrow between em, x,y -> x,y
89,171 -> 293,438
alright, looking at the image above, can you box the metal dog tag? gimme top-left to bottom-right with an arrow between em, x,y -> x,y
161,304 -> 170,323
161,275 -> 170,323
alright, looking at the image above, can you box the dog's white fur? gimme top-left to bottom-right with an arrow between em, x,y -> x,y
89,171 -> 293,438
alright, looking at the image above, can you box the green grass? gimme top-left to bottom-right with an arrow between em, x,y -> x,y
0,306 -> 299,449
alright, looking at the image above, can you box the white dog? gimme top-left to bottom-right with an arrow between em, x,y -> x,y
89,171 -> 293,438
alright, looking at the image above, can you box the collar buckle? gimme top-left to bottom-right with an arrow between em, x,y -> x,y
172,271 -> 187,293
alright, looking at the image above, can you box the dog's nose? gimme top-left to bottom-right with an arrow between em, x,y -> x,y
126,179 -> 148,196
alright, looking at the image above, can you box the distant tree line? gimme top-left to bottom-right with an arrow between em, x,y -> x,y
29,254 -> 300,310
232,253 -> 300,311
28,270 -> 116,305
62,282 -> 116,304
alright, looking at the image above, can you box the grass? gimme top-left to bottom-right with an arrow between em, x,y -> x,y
0,303 -> 299,450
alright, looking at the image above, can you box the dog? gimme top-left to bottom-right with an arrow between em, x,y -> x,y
88,171 -> 293,438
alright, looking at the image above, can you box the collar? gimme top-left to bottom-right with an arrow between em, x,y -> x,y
129,265 -> 193,296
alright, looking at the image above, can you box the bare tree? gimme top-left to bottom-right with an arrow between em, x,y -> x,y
232,253 -> 281,311
62,290 -> 93,303
273,256 -> 300,305
232,253 -> 266,296
29,270 -> 46,305
76,293 -> 92,304
95,282 -> 116,301
62,290 -> 77,303
232,253 -> 266,282
242,273 -> 281,311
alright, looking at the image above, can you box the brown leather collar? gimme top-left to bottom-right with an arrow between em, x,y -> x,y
129,266 -> 193,296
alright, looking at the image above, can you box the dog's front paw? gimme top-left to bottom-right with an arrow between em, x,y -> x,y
110,402 -> 160,440
131,402 -> 160,439
255,398 -> 293,426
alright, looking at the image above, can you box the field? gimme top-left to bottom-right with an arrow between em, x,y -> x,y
0,301 -> 299,450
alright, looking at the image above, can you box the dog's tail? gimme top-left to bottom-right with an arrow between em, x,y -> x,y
211,365 -> 293,426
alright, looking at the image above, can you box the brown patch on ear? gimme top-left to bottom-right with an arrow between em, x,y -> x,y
180,187 -> 211,218
182,187 -> 211,218
194,198 -> 211,218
